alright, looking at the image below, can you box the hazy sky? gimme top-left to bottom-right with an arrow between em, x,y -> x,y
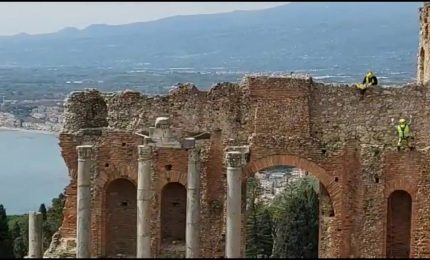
0,2 -> 288,36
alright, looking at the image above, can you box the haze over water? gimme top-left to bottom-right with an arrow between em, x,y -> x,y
0,130 -> 68,215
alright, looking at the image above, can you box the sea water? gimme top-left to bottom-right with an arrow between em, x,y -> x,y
0,129 -> 68,215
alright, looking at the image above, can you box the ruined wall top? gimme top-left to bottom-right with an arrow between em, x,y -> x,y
61,75 -> 424,148
62,74 -> 313,134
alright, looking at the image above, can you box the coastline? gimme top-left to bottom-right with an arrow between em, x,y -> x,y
0,126 -> 58,136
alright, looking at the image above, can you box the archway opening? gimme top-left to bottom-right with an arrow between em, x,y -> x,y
104,178 -> 137,258
160,182 -> 186,257
386,190 -> 412,258
244,165 -> 334,258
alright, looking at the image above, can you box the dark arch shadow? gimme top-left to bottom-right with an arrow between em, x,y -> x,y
104,178 -> 137,257
159,182 -> 187,257
386,190 -> 412,258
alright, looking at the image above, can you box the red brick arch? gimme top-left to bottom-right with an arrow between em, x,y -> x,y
242,154 -> 341,215
96,165 -> 138,191
384,181 -> 417,201
385,190 -> 413,258
383,187 -> 417,258
160,182 -> 187,245
157,171 -> 187,190
95,164 -> 138,257
104,178 -> 137,257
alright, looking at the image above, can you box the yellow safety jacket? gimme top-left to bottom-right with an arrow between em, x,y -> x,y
396,124 -> 410,139
363,73 -> 378,85
356,83 -> 367,90
364,75 -> 373,84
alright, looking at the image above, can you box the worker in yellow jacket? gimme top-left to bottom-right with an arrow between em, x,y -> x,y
355,71 -> 378,99
362,71 -> 378,86
395,118 -> 414,151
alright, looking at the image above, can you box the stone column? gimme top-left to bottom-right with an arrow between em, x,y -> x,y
186,144 -> 200,258
225,151 -> 243,258
137,144 -> 152,258
28,211 -> 43,258
76,145 -> 93,258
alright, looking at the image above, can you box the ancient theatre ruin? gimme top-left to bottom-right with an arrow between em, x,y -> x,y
37,3 -> 430,258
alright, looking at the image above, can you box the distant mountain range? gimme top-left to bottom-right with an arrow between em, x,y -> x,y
0,2 -> 423,84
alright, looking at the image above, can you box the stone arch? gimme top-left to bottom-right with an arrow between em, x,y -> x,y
91,161 -> 137,256
104,178 -> 137,257
158,171 -> 187,189
384,178 -> 417,200
386,190 -> 412,258
242,154 -> 342,258
160,182 -> 187,245
242,154 -> 341,216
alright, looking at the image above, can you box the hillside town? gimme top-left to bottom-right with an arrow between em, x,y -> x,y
0,99 -> 63,133
255,166 -> 318,203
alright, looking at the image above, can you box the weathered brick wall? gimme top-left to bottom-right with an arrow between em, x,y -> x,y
245,76 -> 312,139
42,4 -> 430,258
61,90 -> 108,131
48,75 -> 430,258
386,190 -> 412,258
418,3 -> 430,84
104,179 -> 137,257
319,183 -> 337,258
160,183 -> 186,243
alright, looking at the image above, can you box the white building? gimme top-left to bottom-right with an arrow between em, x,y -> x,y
253,166 -> 316,202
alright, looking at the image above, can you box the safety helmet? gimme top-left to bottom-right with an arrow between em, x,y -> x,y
367,71 -> 374,77
399,118 -> 406,124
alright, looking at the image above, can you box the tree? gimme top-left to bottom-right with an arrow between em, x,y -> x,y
245,177 -> 261,258
257,208 -> 274,258
0,204 -> 13,258
13,236 -> 26,258
46,193 -> 65,230
6,193 -> 65,258
10,221 -> 25,258
42,193 -> 66,251
245,202 -> 259,258
245,177 -> 274,258
271,177 -> 319,258
10,222 -> 21,239
39,204 -> 47,221
10,214 -> 29,258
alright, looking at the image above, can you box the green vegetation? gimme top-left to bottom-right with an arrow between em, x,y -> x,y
245,177 -> 274,258
271,177 -> 319,258
11,221 -> 26,258
0,204 -> 13,258
42,193 -> 65,251
245,176 -> 319,258
2,193 -> 65,258
4,176 -> 318,258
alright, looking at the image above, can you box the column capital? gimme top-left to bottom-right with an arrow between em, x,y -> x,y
189,147 -> 200,162
182,137 -> 196,149
138,145 -> 152,161
225,151 -> 244,168
76,145 -> 94,160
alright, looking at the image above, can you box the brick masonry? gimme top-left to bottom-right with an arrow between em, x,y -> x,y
418,3 -> 430,84
44,3 -> 430,259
